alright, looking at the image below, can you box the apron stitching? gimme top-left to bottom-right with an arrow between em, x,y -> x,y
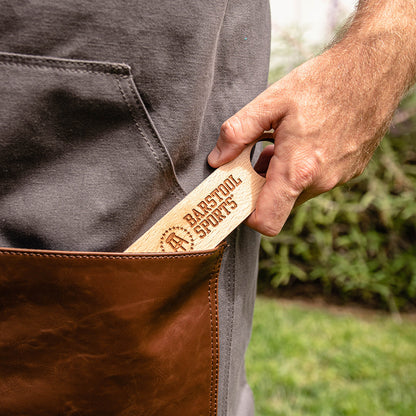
208,250 -> 223,416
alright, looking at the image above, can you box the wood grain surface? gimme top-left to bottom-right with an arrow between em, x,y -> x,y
125,144 -> 266,253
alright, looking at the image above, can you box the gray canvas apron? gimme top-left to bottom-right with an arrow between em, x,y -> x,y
0,1 -> 271,414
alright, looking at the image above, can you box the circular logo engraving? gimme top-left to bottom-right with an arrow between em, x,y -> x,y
160,226 -> 195,252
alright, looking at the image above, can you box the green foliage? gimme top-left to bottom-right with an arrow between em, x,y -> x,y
258,91 -> 416,311
246,297 -> 416,416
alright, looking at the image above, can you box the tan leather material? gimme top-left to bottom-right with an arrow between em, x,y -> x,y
0,244 -> 226,415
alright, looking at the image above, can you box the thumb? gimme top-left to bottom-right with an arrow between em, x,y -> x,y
208,92 -> 286,168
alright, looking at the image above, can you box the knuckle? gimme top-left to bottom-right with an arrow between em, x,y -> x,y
290,154 -> 322,190
354,166 -> 366,178
260,222 -> 282,237
352,159 -> 368,179
220,118 -> 241,143
321,176 -> 339,193
286,151 -> 345,195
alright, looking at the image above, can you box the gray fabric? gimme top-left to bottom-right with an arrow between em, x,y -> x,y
0,1 -> 271,414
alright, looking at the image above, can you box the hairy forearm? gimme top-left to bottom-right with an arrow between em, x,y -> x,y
304,0 -> 416,163
335,0 -> 416,100
354,0 -> 416,43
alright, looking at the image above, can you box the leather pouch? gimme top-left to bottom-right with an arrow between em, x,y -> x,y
0,243 -> 226,416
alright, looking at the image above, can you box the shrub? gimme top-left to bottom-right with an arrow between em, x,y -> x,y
258,91 -> 416,312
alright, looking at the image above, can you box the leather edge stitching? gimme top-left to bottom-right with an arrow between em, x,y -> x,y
0,245 -> 227,261
208,248 -> 224,416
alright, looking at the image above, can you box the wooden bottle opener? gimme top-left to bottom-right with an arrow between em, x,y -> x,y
125,143 -> 266,253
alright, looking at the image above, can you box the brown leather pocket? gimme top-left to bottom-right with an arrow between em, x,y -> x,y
0,244 -> 226,416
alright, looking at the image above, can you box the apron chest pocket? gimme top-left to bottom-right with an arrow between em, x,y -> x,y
0,244 -> 226,416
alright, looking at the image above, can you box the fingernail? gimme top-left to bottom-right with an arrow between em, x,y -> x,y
208,146 -> 221,166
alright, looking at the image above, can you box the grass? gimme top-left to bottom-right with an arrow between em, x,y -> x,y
246,297 -> 416,416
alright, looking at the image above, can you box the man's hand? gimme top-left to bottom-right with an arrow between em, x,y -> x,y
208,0 -> 416,236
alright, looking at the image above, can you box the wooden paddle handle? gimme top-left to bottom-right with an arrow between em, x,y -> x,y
125,144 -> 266,253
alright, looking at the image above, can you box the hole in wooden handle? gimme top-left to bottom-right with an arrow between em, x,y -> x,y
125,142 -> 269,253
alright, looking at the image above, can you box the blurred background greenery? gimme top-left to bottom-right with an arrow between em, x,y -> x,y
247,3 -> 416,414
257,4 -> 416,313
